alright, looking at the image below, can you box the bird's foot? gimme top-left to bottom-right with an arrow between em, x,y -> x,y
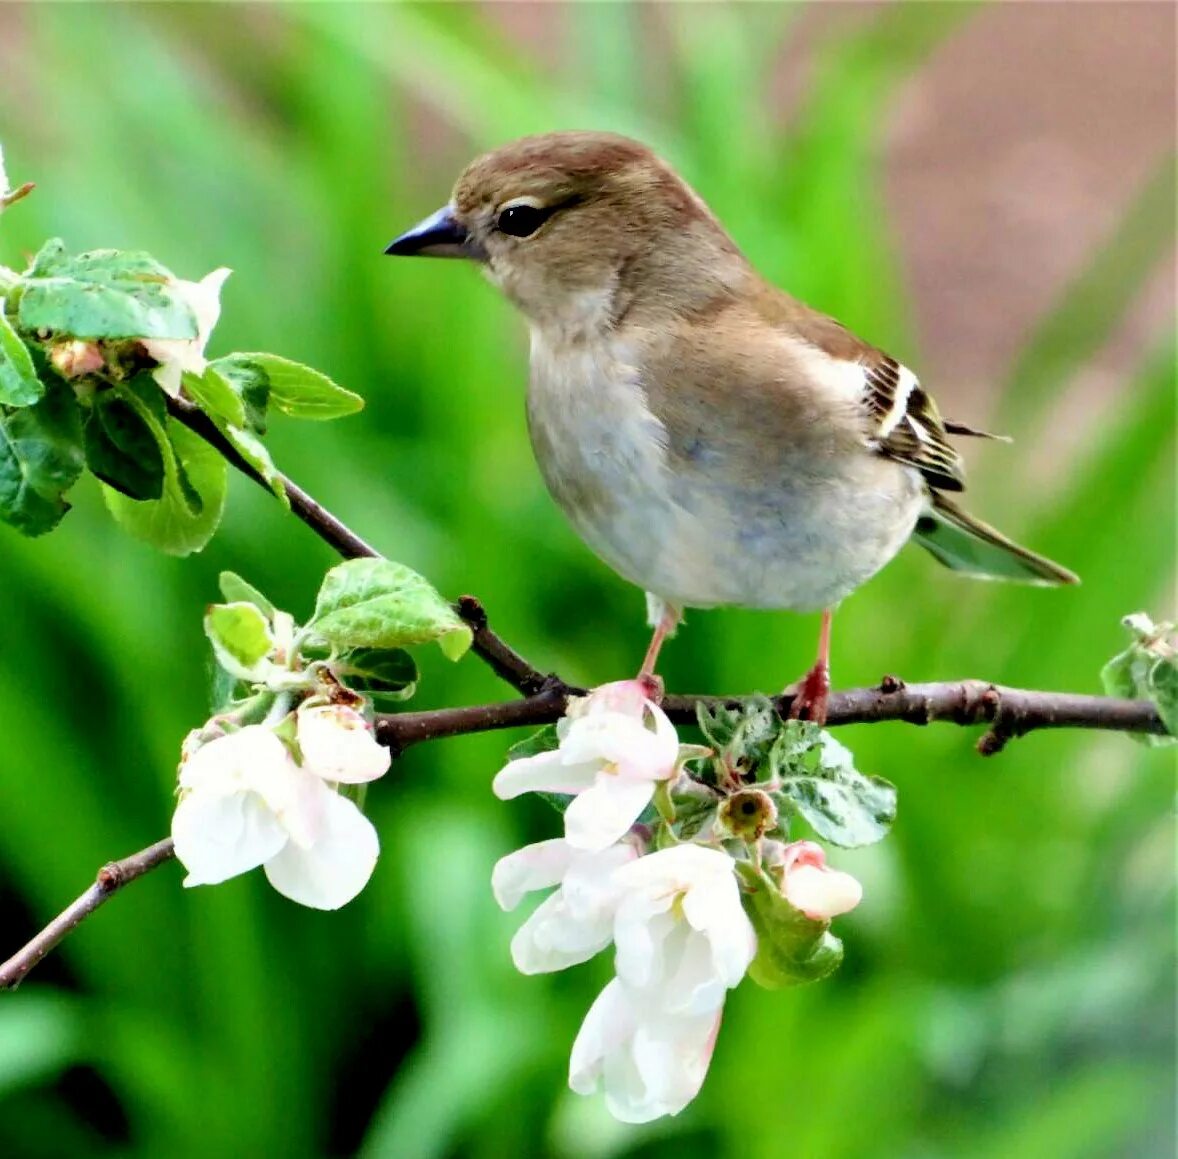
637,672 -> 664,704
788,661 -> 831,726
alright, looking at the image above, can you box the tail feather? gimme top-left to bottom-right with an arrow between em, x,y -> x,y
914,493 -> 1079,586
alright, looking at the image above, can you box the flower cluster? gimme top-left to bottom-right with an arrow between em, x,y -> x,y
174,701 -> 390,910
492,682 -> 866,1123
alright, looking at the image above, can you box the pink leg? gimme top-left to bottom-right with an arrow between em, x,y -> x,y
639,603 -> 680,681
789,608 -> 833,726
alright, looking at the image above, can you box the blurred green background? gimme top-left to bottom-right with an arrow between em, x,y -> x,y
0,3 -> 1174,1157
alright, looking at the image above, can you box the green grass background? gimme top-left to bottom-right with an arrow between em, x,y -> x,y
0,4 -> 1174,1157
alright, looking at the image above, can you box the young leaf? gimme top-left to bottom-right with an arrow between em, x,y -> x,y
1101,612 -> 1177,746
0,303 -> 43,406
218,571 -> 278,621
771,724 -> 897,848
736,862 -> 844,989
182,366 -> 246,428
103,417 -> 227,555
228,352 -> 363,420
209,355 -> 269,434
505,724 -> 560,762
335,647 -> 419,700
216,422 -> 288,507
0,375 -> 85,536
18,242 -> 198,340
204,601 -> 274,680
308,558 -> 472,659
82,387 -> 165,500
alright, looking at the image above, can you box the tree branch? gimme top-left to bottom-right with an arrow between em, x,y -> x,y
0,839 -> 176,990
375,678 -> 1167,755
1,403 -> 1162,993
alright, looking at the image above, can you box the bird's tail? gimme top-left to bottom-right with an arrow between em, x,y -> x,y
913,492 -> 1079,586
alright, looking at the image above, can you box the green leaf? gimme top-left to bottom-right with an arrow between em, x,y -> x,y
182,366 -> 246,428
308,558 -> 472,659
737,861 -> 844,989
0,302 -> 43,406
1101,612 -> 1177,747
0,374 -> 85,536
217,421 -> 288,507
335,646 -> 419,701
17,241 -> 198,340
209,354 -> 270,434
229,351 -> 364,420
505,724 -> 560,762
82,387 -> 165,500
103,417 -> 227,555
218,571 -> 278,621
204,601 -> 274,680
771,724 -> 897,848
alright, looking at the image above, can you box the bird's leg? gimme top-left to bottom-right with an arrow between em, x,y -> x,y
789,608 -> 833,726
638,597 -> 681,696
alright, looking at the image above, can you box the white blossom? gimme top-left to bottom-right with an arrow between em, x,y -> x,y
611,843 -> 756,1017
492,838 -> 639,974
142,267 -> 231,397
569,978 -> 722,1123
773,840 -> 863,921
172,723 -> 380,910
297,703 -> 390,784
492,680 -> 681,851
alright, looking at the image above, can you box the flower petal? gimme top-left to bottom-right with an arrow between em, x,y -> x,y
262,790 -> 378,910
562,775 -> 654,852
172,788 -> 288,887
491,838 -> 576,911
492,750 -> 597,800
510,891 -> 614,974
783,863 -> 863,920
297,704 -> 391,784
569,978 -> 637,1096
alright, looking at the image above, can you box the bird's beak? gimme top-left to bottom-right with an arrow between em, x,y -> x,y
384,205 -> 484,260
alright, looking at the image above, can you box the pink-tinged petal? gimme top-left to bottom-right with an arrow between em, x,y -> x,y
297,704 -> 390,784
178,725 -> 291,793
624,1004 -> 722,1122
172,789 -> 287,886
491,839 -> 575,911
570,978 -> 723,1123
510,891 -> 614,974
581,680 -> 650,717
562,776 -> 654,852
491,750 -> 597,800
262,790 -> 379,910
558,712 -> 652,767
783,863 -> 863,920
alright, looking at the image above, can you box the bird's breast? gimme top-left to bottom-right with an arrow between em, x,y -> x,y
526,330 -> 923,611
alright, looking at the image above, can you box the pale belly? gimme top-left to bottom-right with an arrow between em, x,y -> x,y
526,340 -> 924,612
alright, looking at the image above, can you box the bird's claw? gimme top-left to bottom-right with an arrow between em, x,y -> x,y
788,661 -> 831,727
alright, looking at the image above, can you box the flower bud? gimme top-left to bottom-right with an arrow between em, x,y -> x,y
50,340 -> 105,379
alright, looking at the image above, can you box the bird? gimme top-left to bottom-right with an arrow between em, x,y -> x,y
384,131 -> 1077,723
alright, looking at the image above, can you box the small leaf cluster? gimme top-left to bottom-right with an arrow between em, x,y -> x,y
204,558 -> 472,728
0,214 -> 362,552
1102,612 -> 1177,747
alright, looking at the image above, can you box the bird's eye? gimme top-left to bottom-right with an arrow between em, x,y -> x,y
496,203 -> 550,238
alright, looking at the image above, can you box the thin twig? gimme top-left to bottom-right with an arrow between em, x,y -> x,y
0,839 -> 176,990
167,398 -> 544,694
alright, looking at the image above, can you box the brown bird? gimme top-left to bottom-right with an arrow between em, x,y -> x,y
386,131 -> 1077,722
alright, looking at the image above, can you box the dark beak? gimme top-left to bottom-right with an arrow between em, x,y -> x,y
384,205 -> 482,259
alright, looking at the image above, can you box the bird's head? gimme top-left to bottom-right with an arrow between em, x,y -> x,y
385,131 -> 746,335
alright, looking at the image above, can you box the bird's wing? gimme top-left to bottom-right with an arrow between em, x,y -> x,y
858,351 -> 965,492
759,290 -> 968,493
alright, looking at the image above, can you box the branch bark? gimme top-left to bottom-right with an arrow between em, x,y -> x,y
1,402 -> 1163,993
